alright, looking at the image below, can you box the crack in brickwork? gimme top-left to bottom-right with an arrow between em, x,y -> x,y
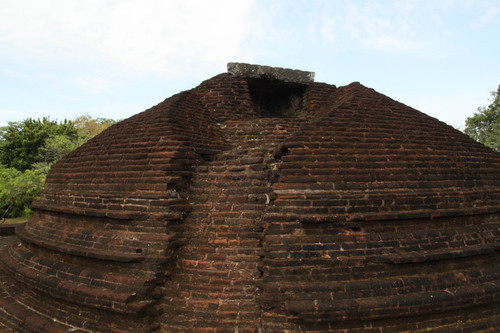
158,118 -> 303,332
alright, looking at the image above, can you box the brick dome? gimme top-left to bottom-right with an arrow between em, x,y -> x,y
0,63 -> 499,332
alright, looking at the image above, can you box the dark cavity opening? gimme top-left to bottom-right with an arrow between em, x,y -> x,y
247,78 -> 306,118
274,147 -> 289,160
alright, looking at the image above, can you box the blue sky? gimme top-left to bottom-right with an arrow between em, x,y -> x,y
0,0 -> 499,129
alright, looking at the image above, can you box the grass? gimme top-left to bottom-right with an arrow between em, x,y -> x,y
1,217 -> 28,225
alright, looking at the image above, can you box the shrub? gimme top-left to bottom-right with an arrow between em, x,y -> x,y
0,165 -> 47,219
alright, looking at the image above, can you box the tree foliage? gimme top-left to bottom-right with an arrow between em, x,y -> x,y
0,114 -> 116,219
73,114 -> 116,141
0,164 -> 47,218
0,117 -> 78,171
465,85 -> 500,152
35,134 -> 84,170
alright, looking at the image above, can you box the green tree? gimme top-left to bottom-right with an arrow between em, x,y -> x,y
0,114 -> 117,218
465,85 -> 500,152
35,134 -> 84,170
0,117 -> 78,171
73,113 -> 116,141
0,164 -> 47,218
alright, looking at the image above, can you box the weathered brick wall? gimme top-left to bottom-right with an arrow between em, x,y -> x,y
0,71 -> 499,332
158,118 -> 304,332
274,82 -> 500,223
303,81 -> 339,119
262,82 -> 500,332
0,89 -> 227,332
195,73 -> 256,122
38,89 -> 225,218
261,214 -> 500,331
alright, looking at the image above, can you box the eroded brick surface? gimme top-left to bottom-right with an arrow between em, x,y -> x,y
0,66 -> 499,332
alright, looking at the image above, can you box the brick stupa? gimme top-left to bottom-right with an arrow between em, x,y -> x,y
0,63 -> 499,332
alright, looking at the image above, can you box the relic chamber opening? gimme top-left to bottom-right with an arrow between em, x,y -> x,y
227,62 -> 315,118
247,78 -> 306,118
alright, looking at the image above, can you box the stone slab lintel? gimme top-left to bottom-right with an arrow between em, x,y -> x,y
227,62 -> 315,84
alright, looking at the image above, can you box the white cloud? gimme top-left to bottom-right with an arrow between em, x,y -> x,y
477,4 -> 499,27
311,1 -> 427,52
0,0 -> 256,79
55,93 -> 86,102
73,75 -> 113,94
296,0 -> 499,54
